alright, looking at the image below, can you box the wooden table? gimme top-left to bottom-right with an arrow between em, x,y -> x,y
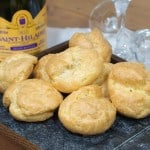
47,0 -> 150,30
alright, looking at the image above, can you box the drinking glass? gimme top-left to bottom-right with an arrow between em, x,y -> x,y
114,0 -> 150,68
89,0 -> 132,59
134,29 -> 150,68
113,0 -> 136,61
89,0 -> 150,69
89,0 -> 119,34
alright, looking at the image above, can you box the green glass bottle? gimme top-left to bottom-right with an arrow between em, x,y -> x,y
0,0 -> 47,61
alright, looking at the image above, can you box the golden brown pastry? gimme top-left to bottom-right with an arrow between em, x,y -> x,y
0,50 -> 23,62
46,46 -> 103,93
0,53 -> 37,93
93,62 -> 113,85
69,28 -> 112,62
33,54 -> 55,81
58,85 -> 116,135
108,62 -> 150,119
3,79 -> 63,122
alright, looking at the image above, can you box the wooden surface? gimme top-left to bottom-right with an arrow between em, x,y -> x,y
126,0 -> 150,30
47,0 -> 101,27
47,0 -> 150,30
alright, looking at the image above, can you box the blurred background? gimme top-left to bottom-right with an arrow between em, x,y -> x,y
47,0 -> 150,30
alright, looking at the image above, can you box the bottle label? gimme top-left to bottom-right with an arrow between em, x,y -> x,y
0,5 -> 47,59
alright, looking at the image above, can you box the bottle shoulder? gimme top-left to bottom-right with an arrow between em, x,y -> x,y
0,0 -> 46,21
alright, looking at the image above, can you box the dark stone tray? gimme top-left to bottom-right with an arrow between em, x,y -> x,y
0,41 -> 149,150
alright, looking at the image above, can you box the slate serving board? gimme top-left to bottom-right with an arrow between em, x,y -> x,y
0,41 -> 149,150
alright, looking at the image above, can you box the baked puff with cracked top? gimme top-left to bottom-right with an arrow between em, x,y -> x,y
108,62 -> 150,119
